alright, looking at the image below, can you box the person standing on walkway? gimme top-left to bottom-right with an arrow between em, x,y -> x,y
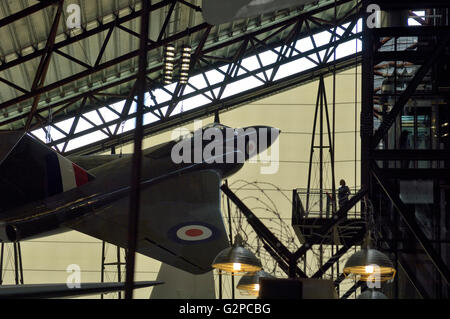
338,179 -> 351,209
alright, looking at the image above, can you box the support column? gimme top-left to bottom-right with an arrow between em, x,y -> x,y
124,0 -> 150,299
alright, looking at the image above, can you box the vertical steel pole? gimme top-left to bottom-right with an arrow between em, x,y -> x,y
332,0 -> 337,283
361,0 -> 374,222
0,243 -> 3,285
100,241 -> 105,299
113,141 -> 122,299
225,180 -> 235,299
319,77 -> 324,270
124,0 -> 150,299
17,243 -> 24,285
306,81 -> 322,213
319,77 -> 324,219
13,243 -> 18,285
117,246 -> 122,299
218,270 -> 223,299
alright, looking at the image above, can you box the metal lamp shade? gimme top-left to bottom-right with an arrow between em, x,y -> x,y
343,249 -> 396,282
357,290 -> 388,299
212,245 -> 262,275
237,270 -> 275,295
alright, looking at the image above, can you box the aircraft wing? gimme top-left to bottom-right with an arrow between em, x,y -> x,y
0,281 -> 163,299
69,169 -> 230,275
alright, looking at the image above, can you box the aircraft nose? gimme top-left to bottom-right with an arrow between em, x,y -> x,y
241,126 -> 281,159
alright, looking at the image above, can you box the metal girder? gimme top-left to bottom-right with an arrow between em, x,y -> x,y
371,150 -> 450,161
0,0 -> 358,129
375,0 -> 450,10
372,34 -> 450,147
361,1 -> 450,299
378,168 -> 450,180
305,75 -> 336,216
0,0 -> 59,30
360,0 -> 373,192
165,25 -> 213,117
262,243 -> 291,276
0,1 -> 171,76
292,188 -> 368,261
56,27 -> 361,154
340,280 -> 364,299
371,161 -> 450,288
25,0 -> 63,131
220,184 -> 307,278
72,56 -> 360,157
378,228 -> 430,299
60,97 -> 89,153
334,273 -> 346,287
311,227 -> 366,279
0,0 -> 361,154
372,26 -> 450,38
124,0 -> 150,299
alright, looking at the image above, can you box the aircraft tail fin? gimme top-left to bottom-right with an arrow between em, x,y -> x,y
0,132 -> 94,212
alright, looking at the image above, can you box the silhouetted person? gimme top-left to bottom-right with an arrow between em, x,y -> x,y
338,179 -> 351,210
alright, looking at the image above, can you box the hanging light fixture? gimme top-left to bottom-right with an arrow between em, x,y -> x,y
357,289 -> 388,299
179,45 -> 191,84
343,248 -> 396,282
212,234 -> 262,275
163,44 -> 175,84
237,270 -> 275,296
344,199 -> 396,283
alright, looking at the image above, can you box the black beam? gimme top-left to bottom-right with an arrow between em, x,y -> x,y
262,243 -> 291,276
293,188 -> 368,261
360,0 -> 374,194
0,0 -> 172,74
378,228 -> 429,299
373,51 -> 437,64
124,0 -> 150,300
341,281 -> 364,299
25,0 -> 63,131
371,161 -> 450,288
379,168 -> 450,180
311,227 -> 366,279
65,52 -> 361,156
220,184 -> 307,278
48,30 -> 360,147
0,0 -> 59,30
373,26 -> 450,38
0,0 -> 360,134
372,34 -> 450,148
375,1 -> 450,10
372,150 -> 450,161
334,273 -> 346,287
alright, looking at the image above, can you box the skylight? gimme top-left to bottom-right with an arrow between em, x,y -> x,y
33,20 -> 363,153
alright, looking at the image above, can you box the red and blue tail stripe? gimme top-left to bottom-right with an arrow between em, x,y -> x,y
46,152 -> 93,196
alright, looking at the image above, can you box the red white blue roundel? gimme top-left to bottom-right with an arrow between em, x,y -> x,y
168,222 -> 218,244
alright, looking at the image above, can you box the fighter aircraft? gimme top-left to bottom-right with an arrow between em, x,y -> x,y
203,0 -> 317,26
0,123 -> 279,280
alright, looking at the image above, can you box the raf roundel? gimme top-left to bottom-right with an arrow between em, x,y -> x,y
169,222 -> 218,244
176,225 -> 212,241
